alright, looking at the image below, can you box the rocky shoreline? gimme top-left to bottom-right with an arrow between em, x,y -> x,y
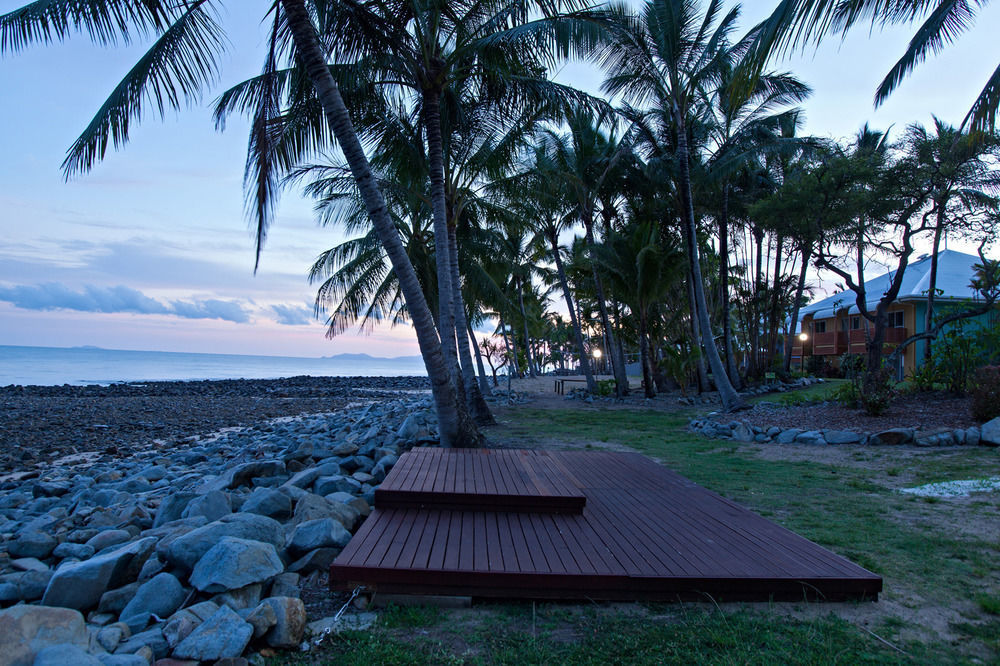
0,380 -> 436,664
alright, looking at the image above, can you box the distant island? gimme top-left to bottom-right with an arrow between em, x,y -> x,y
323,352 -> 423,363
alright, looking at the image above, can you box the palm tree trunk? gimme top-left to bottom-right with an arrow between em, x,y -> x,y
279,0 -> 477,446
924,210 -> 945,362
517,278 -> 537,378
684,251 -> 710,393
549,232 -> 596,392
784,244 -> 811,374
639,308 -> 655,398
766,233 -> 785,370
467,319 -> 492,396
583,215 -> 628,397
676,120 -> 744,411
421,86 -> 461,384
718,185 -> 742,389
449,224 -> 495,424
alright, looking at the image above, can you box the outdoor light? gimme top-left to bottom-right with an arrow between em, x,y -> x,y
592,348 -> 603,359
798,332 -> 808,342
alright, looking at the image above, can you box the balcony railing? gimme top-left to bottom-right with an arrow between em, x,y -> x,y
812,331 -> 847,356
848,327 -> 908,352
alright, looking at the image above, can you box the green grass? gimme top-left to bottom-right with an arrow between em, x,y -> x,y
282,387 -> 1000,664
749,378 -> 848,406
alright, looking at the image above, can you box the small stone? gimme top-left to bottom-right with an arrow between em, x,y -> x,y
287,548 -> 340,575
11,557 -> 49,573
244,601 -> 278,639
98,582 -> 142,615
97,622 -> 131,652
113,627 -> 169,660
161,602 -> 220,649
53,542 -> 96,560
213,583 -> 262,610
268,572 -> 300,599
152,493 -> 197,528
33,643 -> 102,666
86,529 -> 133,552
97,654 -> 148,666
172,605 -> 253,661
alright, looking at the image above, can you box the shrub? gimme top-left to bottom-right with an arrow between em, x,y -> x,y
970,365 -> 1000,422
860,366 -> 896,416
831,381 -> 861,408
839,353 -> 865,381
907,360 -> 942,393
594,379 -> 616,397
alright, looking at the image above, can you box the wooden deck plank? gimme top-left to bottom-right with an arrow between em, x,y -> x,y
332,450 -> 882,601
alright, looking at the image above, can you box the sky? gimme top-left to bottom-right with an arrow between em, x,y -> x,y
0,1 -> 998,357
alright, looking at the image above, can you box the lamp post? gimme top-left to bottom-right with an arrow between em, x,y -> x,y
592,348 -> 603,375
798,332 -> 808,372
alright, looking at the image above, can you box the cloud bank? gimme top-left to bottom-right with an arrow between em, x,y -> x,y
0,283 -> 250,323
272,304 -> 314,326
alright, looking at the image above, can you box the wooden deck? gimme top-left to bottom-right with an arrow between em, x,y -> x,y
375,449 -> 586,513
331,450 -> 882,601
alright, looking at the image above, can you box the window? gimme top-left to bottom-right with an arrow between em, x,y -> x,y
888,311 -> 905,328
813,321 -> 827,333
850,316 -> 861,330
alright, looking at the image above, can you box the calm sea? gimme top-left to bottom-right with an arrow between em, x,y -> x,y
0,346 -> 427,386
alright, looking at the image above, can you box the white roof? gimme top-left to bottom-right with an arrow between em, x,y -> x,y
798,249 -> 986,321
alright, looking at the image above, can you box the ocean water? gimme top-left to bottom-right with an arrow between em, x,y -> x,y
0,345 -> 427,386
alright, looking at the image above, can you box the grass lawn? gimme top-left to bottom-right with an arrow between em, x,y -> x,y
287,390 -> 1000,665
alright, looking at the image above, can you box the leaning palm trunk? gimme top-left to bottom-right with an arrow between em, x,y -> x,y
639,309 -> 655,398
550,231 -> 596,392
449,225 -> 495,424
784,244 -> 811,374
682,228 -> 711,393
676,123 -> 744,411
280,0 -> 478,446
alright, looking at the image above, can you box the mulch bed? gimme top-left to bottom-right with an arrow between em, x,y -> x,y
741,391 -> 978,434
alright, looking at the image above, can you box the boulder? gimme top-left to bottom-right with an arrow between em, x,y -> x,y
189,537 -> 284,594
0,605 -> 88,666
171,605 -> 253,662
53,542 -> 95,561
96,654 -> 148,666
161,602 -> 219,649
152,493 -> 197,528
97,582 -> 142,614
42,537 -> 156,611
181,490 -> 232,522
731,423 -> 754,443
113,627 -> 169,660
209,460 -> 286,491
160,514 -> 284,572
243,601 -> 278,639
97,622 -> 131,652
794,430 -> 826,445
261,597 -> 307,649
869,428 -> 914,446
775,429 -> 802,445
823,430 -> 862,445
287,548 -> 341,575
291,493 -> 355,529
86,529 -> 132,552
8,531 -> 57,559
120,573 -> 186,631
268,572 -> 300,599
980,417 -> 1000,446
287,518 -> 352,555
966,426 -> 981,447
213,583 -> 263,611
240,488 -> 292,520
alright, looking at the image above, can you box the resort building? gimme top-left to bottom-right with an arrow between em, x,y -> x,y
791,249 -> 997,378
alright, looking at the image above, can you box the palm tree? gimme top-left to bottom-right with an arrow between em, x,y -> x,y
0,0 -> 476,446
746,0 -> 1000,133
538,110 -> 632,397
600,0 -> 746,410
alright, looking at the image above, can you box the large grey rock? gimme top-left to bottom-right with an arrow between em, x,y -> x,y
209,460 -> 286,491
287,518 -> 352,555
181,490 -> 232,522
86,529 -> 132,552
268,572 -> 300,598
113,627 -> 169,660
966,426 -> 981,446
287,547 -> 340,574
33,643 -> 102,666
161,513 -> 284,572
119,572 -> 186,631
189,537 -> 284,594
823,430 -> 862,445
53,542 -> 95,561
325,492 -> 371,518
261,596 -> 307,649
731,423 -> 754,443
172,605 -> 253,661
152,492 -> 197,527
213,583 -> 262,610
42,537 -> 156,610
96,654 -> 148,666
775,429 -> 802,445
291,493 -> 355,529
870,428 -> 914,446
8,531 -> 57,559
980,417 -> 1000,446
97,582 -> 142,614
282,462 -> 341,490
0,605 -> 88,666
240,487 -> 292,520
794,430 -> 826,445
244,601 -> 277,639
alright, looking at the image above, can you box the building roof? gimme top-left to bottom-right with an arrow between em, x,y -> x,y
799,249 -> 986,321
